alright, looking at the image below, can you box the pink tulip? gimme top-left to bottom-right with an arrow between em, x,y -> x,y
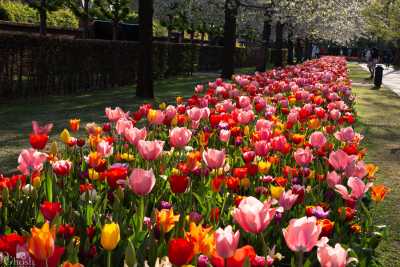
32,121 -> 53,135
124,127 -> 147,146
328,150 -> 351,171
137,140 -> 164,161
219,129 -> 231,142
279,190 -> 299,210
169,127 -> 192,148
345,160 -> 367,179
329,109 -> 341,121
128,168 -> 156,196
195,84 -> 204,94
287,110 -> 299,124
201,108 -> 210,120
215,225 -> 240,258
97,140 -> 113,157
256,119 -> 273,131
105,107 -> 126,122
165,105 -> 177,120
327,171 -> 342,188
309,131 -> 327,148
254,140 -> 270,157
335,177 -> 372,201
294,147 -> 313,166
237,110 -> 254,124
187,107 -> 202,121
282,216 -> 322,252
334,127 -> 355,143
18,148 -> 48,175
233,196 -> 276,234
116,118 -> 133,135
148,110 -> 165,125
238,96 -> 251,108
52,160 -> 72,176
202,149 -> 225,169
317,237 -> 349,267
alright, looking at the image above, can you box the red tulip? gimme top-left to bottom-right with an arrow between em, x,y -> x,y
211,245 -> 256,267
29,133 -> 49,150
169,175 -> 189,193
52,160 -> 72,176
168,238 -> 194,266
105,166 -> 128,189
40,201 -> 62,221
0,233 -> 26,257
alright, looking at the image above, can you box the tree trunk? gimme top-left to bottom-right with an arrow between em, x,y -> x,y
305,38 -> 311,60
112,21 -> 118,40
200,32 -> 205,46
137,0 -> 154,98
83,0 -> 90,38
287,28 -> 294,65
222,0 -> 238,79
274,21 -> 284,67
39,0 -> 47,36
295,38 -> 303,63
257,10 -> 272,72
189,31 -> 195,43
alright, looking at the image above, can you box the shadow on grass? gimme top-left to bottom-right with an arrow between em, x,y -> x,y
0,74 -> 221,174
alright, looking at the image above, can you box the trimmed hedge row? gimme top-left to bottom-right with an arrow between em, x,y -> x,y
0,32 -> 266,98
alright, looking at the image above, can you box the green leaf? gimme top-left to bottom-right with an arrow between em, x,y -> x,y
124,238 -> 137,267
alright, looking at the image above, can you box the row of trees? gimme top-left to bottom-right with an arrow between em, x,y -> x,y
363,0 -> 400,65
23,0 -> 368,97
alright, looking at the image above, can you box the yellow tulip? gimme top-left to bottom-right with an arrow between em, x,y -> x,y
101,223 -> 120,251
258,161 -> 271,174
60,129 -> 71,144
88,168 -> 99,180
28,222 -> 56,261
159,102 -> 167,110
270,185 -> 284,199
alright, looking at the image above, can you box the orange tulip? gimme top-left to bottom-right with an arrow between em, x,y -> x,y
185,222 -> 216,256
28,222 -> 56,261
371,184 -> 390,202
156,208 -> 180,233
69,119 -> 80,132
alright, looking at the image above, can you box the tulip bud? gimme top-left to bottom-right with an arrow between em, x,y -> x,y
101,223 -> 120,251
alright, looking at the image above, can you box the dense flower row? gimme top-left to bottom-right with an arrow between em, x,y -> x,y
0,57 -> 389,267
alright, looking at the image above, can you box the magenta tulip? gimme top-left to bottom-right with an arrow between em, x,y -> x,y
254,140 -> 270,157
215,225 -> 240,258
282,216 -> 322,252
137,140 -> 164,161
169,127 -> 192,148
128,168 -> 156,196
202,149 -> 225,169
233,196 -> 276,234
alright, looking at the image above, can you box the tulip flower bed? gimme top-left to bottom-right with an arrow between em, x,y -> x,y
0,57 -> 389,267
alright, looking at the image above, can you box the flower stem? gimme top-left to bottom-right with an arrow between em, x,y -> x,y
260,233 -> 268,256
297,252 -> 304,267
107,251 -> 112,267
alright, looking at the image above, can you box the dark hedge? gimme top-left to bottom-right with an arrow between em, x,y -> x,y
0,32 -> 265,98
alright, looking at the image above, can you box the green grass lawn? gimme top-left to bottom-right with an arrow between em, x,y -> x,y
348,62 -> 400,266
0,68 -> 257,174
